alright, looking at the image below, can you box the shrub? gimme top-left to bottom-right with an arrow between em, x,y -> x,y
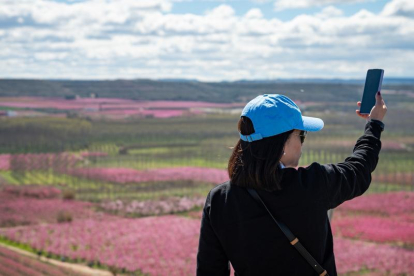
62,189 -> 75,200
56,210 -> 72,223
118,147 -> 128,155
108,265 -> 119,276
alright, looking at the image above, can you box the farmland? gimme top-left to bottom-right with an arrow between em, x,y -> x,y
0,80 -> 413,275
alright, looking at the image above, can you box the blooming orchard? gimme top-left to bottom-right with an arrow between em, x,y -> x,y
67,166 -> 229,184
0,178 -> 413,275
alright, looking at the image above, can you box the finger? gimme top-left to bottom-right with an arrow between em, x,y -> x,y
356,109 -> 366,115
357,102 -> 361,106
375,91 -> 383,105
356,111 -> 369,118
356,110 -> 369,118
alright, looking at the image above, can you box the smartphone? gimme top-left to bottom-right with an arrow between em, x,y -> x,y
360,69 -> 384,114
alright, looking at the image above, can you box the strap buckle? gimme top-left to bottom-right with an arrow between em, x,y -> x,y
240,133 -> 263,142
290,238 -> 299,245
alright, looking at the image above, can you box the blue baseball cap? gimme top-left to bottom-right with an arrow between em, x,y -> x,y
240,94 -> 324,142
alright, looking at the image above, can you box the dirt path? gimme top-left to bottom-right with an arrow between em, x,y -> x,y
0,243 -> 113,276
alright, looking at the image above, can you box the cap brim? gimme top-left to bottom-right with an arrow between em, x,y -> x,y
298,116 -> 324,132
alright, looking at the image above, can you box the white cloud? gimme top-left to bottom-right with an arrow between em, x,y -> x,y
34,52 -> 69,61
205,4 -> 235,17
0,0 -> 413,80
273,0 -> 374,11
0,0 -> 172,25
244,8 -> 264,19
381,0 -> 414,17
315,6 -> 344,18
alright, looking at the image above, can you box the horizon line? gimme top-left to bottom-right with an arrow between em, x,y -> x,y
1,76 -> 414,83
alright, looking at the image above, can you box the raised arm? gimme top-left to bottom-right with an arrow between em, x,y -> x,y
320,91 -> 387,209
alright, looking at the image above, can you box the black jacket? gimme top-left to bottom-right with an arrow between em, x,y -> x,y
197,120 -> 383,275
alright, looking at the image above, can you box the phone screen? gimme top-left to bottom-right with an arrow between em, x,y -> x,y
360,69 -> 384,114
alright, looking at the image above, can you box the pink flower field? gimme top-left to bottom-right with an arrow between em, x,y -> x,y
0,187 -> 412,275
0,154 -> 10,170
332,191 -> 414,247
84,108 -> 196,119
0,190 -> 95,227
0,214 -> 413,275
0,97 -> 244,110
0,97 -> 245,119
67,166 -> 229,184
333,237 -> 414,275
0,215 -> 201,275
338,191 -> 414,216
332,215 -> 414,245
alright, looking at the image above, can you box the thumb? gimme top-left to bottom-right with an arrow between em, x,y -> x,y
375,91 -> 382,105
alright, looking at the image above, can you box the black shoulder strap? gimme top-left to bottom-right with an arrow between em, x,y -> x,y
247,188 -> 328,276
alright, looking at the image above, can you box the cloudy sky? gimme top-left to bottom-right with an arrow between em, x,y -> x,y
0,0 -> 413,81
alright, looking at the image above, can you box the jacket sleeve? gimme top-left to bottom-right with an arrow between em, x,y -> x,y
196,191 -> 230,276
320,120 -> 383,209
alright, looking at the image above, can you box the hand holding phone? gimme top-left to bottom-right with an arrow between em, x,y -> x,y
356,92 -> 387,122
359,69 -> 384,114
356,69 -> 387,121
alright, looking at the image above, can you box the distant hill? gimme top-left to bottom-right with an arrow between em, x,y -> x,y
229,78 -> 414,85
0,78 -> 413,105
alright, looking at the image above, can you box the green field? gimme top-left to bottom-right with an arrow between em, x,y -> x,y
0,111 -> 413,199
0,88 -> 413,201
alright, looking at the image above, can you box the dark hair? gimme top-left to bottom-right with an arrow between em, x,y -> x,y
227,116 -> 294,192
